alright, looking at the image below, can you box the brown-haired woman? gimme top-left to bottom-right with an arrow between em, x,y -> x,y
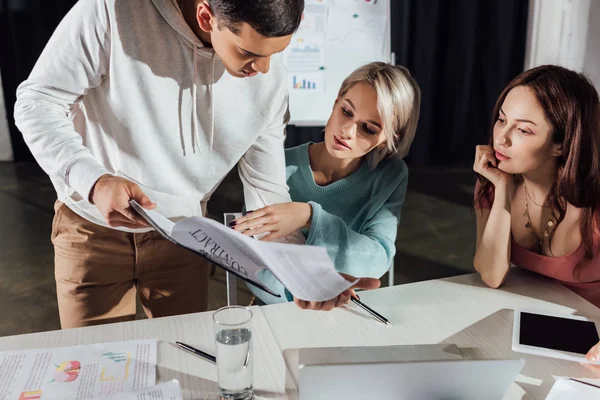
472,65 -> 600,362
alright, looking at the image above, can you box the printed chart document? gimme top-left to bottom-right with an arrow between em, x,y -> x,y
129,200 -> 357,301
284,0 -> 327,93
103,380 -> 182,400
0,340 -> 157,400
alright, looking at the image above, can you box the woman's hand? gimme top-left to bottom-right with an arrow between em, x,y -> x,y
231,202 -> 312,241
293,273 -> 381,311
583,342 -> 600,374
473,145 -> 512,187
587,341 -> 600,364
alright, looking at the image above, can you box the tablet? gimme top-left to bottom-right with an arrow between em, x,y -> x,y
512,309 -> 600,364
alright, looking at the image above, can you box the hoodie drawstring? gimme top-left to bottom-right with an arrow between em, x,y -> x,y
209,52 -> 215,151
190,47 -> 215,154
192,47 -> 199,154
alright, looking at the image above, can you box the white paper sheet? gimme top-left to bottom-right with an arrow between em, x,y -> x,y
134,203 -> 357,302
256,242 -> 355,301
297,1 -> 327,36
283,0 -> 326,93
101,380 -> 182,400
545,379 -> 600,399
285,36 -> 324,73
284,36 -> 325,93
0,340 -> 157,400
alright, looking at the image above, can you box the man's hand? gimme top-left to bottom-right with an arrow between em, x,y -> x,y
90,174 -> 156,229
293,273 -> 381,311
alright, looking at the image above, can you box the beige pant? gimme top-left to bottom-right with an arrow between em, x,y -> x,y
52,201 -> 211,329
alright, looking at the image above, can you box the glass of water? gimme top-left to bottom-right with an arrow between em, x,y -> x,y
213,306 -> 254,400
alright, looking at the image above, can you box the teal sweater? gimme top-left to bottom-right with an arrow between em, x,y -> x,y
250,142 -> 408,304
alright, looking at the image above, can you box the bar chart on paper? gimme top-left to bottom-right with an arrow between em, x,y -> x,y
292,75 -> 318,90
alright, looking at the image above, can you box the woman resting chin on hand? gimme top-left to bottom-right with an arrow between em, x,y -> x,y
472,65 -> 600,364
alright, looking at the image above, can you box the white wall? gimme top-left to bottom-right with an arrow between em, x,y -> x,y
0,70 -> 13,161
525,0 -> 591,71
526,0 -> 600,91
583,0 -> 600,90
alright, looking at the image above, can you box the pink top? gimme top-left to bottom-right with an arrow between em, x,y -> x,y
475,183 -> 600,308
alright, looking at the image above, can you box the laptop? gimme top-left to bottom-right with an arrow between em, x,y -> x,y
295,346 -> 524,400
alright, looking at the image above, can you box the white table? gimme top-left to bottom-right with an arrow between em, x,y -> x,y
262,269 -> 600,399
1,269 -> 599,399
0,306 -> 292,399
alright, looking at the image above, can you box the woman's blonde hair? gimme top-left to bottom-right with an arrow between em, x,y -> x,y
336,62 -> 421,167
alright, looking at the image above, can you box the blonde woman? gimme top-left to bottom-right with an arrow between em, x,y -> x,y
232,62 -> 421,306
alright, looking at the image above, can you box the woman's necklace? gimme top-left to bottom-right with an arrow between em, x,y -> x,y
523,179 -> 555,252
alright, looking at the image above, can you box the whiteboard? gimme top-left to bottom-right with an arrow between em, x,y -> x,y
284,0 -> 392,126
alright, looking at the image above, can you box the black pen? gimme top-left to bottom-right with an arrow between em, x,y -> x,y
350,297 -> 390,325
175,341 -> 216,363
569,378 -> 600,389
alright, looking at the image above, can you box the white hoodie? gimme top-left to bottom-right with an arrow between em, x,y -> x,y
14,0 -> 291,230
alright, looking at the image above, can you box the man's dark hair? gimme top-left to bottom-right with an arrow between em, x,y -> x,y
209,0 -> 304,37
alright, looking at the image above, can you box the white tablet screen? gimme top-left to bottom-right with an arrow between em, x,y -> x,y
520,312 -> 599,355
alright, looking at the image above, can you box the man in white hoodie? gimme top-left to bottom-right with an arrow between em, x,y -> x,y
14,0 -> 303,328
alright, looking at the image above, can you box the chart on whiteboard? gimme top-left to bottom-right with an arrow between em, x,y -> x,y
285,0 -> 390,125
326,0 -> 387,54
284,0 -> 388,95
